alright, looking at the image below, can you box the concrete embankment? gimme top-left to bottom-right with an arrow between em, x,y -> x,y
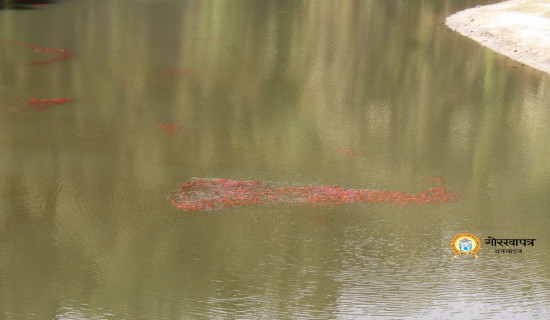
446,0 -> 550,75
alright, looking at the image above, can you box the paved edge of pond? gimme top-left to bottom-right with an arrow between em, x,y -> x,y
446,0 -> 550,75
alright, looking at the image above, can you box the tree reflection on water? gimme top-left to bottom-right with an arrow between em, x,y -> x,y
0,0 -> 549,319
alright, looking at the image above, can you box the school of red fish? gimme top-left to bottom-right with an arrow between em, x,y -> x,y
158,123 -> 180,135
1,39 -> 74,111
169,178 -> 457,211
338,148 -> 362,156
4,95 -> 71,112
0,35 -> 458,213
0,39 -> 76,66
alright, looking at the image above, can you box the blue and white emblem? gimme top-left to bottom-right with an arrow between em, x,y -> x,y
459,239 -> 472,252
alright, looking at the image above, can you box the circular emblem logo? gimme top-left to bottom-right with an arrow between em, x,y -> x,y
450,233 -> 480,258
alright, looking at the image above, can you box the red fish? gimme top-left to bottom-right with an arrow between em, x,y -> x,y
4,95 -> 71,112
169,178 -> 457,211
23,96 -> 71,111
0,39 -> 76,65
158,123 -> 180,135
338,148 -> 357,156
30,50 -> 76,66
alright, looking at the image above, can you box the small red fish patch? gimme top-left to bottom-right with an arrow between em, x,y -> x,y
158,123 -> 180,135
5,95 -> 71,112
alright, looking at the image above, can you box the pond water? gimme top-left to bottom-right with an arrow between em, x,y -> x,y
1,0 -> 550,319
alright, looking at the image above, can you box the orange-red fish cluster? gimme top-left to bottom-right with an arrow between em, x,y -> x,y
169,178 -> 457,211
0,39 -> 76,65
338,148 -> 360,156
5,95 -> 71,112
158,123 -> 180,135
24,96 -> 70,109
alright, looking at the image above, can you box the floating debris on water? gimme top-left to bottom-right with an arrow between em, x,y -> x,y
169,178 -> 457,211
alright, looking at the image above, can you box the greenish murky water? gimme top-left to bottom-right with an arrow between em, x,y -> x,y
1,0 -> 549,319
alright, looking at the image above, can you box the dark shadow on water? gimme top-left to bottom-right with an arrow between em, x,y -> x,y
0,0 -> 60,10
